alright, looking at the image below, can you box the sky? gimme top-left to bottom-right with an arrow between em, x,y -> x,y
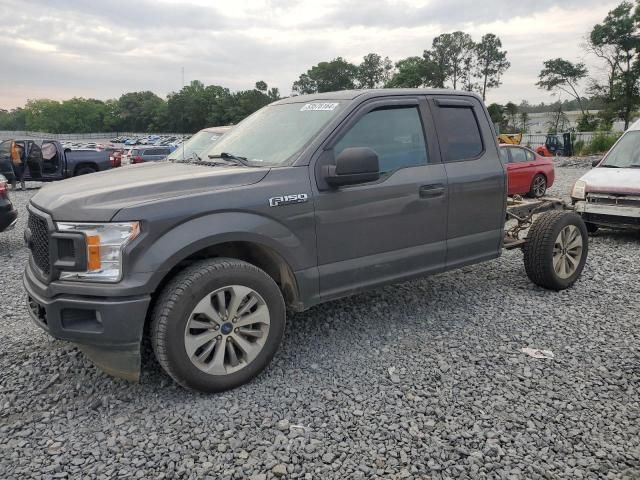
0,0 -> 623,110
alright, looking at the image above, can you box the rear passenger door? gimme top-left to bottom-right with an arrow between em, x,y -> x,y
313,97 -> 448,300
430,96 -> 506,269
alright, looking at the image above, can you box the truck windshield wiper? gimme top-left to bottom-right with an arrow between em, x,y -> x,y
599,164 -> 621,168
208,152 -> 251,167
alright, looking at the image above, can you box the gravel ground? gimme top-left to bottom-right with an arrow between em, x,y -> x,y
1,163 -> 639,479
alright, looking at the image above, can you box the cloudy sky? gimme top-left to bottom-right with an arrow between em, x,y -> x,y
0,0 -> 621,109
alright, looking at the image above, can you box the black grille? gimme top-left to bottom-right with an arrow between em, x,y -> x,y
28,211 -> 51,275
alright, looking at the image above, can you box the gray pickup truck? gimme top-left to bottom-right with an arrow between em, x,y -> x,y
0,139 -> 114,182
23,89 -> 589,392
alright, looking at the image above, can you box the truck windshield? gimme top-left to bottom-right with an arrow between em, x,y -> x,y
600,131 -> 640,168
203,101 -> 345,166
167,131 -> 224,161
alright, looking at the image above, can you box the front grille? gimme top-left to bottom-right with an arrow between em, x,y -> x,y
587,193 -> 640,208
28,211 -> 51,275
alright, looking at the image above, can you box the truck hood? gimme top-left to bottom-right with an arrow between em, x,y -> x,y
31,161 -> 270,221
581,167 -> 640,195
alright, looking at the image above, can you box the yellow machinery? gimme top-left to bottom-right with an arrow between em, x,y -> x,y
497,133 -> 522,145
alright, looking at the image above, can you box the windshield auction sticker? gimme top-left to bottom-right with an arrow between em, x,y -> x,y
300,103 -> 339,111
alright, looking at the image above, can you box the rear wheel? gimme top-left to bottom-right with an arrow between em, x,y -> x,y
528,174 -> 547,198
151,258 -> 286,392
524,211 -> 588,290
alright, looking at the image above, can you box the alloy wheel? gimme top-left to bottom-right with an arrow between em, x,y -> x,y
183,285 -> 270,375
553,225 -> 583,279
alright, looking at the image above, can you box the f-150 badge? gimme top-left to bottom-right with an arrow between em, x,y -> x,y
269,194 -> 309,207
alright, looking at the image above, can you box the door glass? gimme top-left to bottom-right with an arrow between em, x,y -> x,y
335,106 -> 428,175
439,106 -> 483,161
525,149 -> 535,161
499,148 -> 509,163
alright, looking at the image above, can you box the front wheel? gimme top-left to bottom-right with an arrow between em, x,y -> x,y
523,211 -> 588,290
151,258 -> 286,392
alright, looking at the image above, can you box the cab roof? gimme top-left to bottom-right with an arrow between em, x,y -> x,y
273,88 -> 483,105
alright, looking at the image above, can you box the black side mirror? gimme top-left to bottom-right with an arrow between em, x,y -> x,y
325,147 -> 380,187
592,159 -> 601,168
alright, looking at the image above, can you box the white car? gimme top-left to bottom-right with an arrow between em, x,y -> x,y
571,121 -> 640,232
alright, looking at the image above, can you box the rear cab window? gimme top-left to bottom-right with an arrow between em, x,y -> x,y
433,99 -> 484,162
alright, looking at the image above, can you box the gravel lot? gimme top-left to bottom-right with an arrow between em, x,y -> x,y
1,162 -> 639,479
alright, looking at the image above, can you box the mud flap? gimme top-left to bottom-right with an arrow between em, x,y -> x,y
77,343 -> 141,382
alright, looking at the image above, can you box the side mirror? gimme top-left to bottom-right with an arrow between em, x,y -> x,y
325,147 -> 380,187
592,159 -> 601,168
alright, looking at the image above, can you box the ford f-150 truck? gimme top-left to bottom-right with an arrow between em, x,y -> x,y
0,139 -> 114,183
23,89 -> 589,393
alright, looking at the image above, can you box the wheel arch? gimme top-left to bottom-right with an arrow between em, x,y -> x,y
128,211 -> 312,312
153,239 -> 303,311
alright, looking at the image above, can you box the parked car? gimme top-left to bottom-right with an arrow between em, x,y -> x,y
499,145 -> 555,197
130,146 -> 173,163
166,126 -> 231,162
572,121 -> 640,232
0,139 -> 116,182
0,174 -> 17,232
23,89 -> 588,392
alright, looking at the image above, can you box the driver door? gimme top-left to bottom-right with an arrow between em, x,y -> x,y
313,97 -> 448,300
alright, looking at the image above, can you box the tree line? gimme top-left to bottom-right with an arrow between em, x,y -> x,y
0,80 -> 279,134
292,32 -> 510,101
2,1 -> 639,136
0,31 -> 511,135
491,0 -> 640,133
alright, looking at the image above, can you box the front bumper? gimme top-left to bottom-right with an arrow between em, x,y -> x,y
575,200 -> 640,228
24,264 -> 151,380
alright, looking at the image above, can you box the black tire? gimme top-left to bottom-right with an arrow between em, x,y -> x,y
527,174 -> 547,198
523,211 -> 588,291
585,222 -> 599,234
151,258 -> 286,393
75,166 -> 97,176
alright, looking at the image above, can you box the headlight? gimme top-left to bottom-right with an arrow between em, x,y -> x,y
572,180 -> 587,200
56,222 -> 140,282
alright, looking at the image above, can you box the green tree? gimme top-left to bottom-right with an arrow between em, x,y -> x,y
386,57 -> 431,88
292,57 -> 358,94
536,58 -> 588,115
118,91 -> 166,132
255,81 -> 268,92
487,103 -> 506,131
475,34 -> 510,101
505,101 -> 519,131
426,31 -> 476,90
356,53 -> 394,88
587,1 -> 640,129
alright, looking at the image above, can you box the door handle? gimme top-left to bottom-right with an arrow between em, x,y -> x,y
419,184 -> 445,198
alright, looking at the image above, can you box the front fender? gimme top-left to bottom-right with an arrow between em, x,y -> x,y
126,211 -> 315,292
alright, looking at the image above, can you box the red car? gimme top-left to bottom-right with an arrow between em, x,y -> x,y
499,145 -> 555,198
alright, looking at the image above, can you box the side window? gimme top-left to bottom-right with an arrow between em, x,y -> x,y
525,149 -> 535,161
335,106 -> 428,175
499,148 -> 509,163
509,147 -> 528,163
438,106 -> 483,161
